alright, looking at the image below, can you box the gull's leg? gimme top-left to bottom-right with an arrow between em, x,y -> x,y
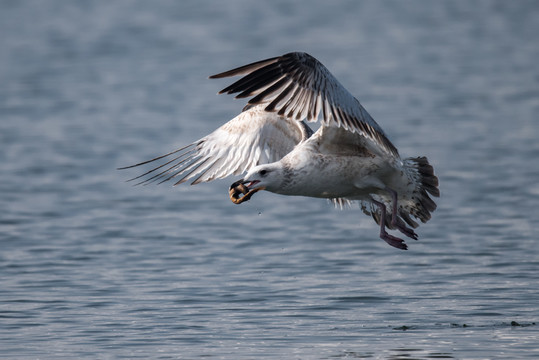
385,188 -> 399,227
371,199 -> 408,250
385,187 -> 418,240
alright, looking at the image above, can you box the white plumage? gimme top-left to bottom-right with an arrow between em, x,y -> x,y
121,52 -> 439,250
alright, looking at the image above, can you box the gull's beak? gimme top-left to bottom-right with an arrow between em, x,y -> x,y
244,180 -> 261,190
229,179 -> 265,191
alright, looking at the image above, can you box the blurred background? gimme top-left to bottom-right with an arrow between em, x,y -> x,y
1,1 -> 538,359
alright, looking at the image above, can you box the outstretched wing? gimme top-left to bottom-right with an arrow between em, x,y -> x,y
210,52 -> 399,157
119,105 -> 312,186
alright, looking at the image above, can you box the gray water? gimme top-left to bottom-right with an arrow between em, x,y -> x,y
1,1 -> 538,359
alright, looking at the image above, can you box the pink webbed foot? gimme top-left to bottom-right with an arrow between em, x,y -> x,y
372,198 -> 409,250
380,231 -> 408,250
396,219 -> 418,240
385,187 -> 418,240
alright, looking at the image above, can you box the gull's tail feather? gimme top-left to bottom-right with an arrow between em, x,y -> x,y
401,156 -> 439,225
361,156 -> 439,230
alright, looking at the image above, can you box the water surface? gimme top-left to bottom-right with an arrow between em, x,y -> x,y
1,1 -> 538,359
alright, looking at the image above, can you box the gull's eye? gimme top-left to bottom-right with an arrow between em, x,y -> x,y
259,169 -> 268,177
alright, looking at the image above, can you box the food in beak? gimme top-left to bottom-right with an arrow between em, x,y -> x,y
229,179 -> 263,204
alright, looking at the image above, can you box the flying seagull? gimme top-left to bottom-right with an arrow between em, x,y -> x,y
120,52 -> 439,250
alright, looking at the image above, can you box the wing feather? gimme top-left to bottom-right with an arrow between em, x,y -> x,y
210,56 -> 281,79
210,52 -> 399,157
119,105 -> 310,186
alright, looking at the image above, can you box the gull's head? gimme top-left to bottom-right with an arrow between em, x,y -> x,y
242,163 -> 283,193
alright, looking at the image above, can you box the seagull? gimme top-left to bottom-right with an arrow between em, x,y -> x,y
120,52 -> 439,250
